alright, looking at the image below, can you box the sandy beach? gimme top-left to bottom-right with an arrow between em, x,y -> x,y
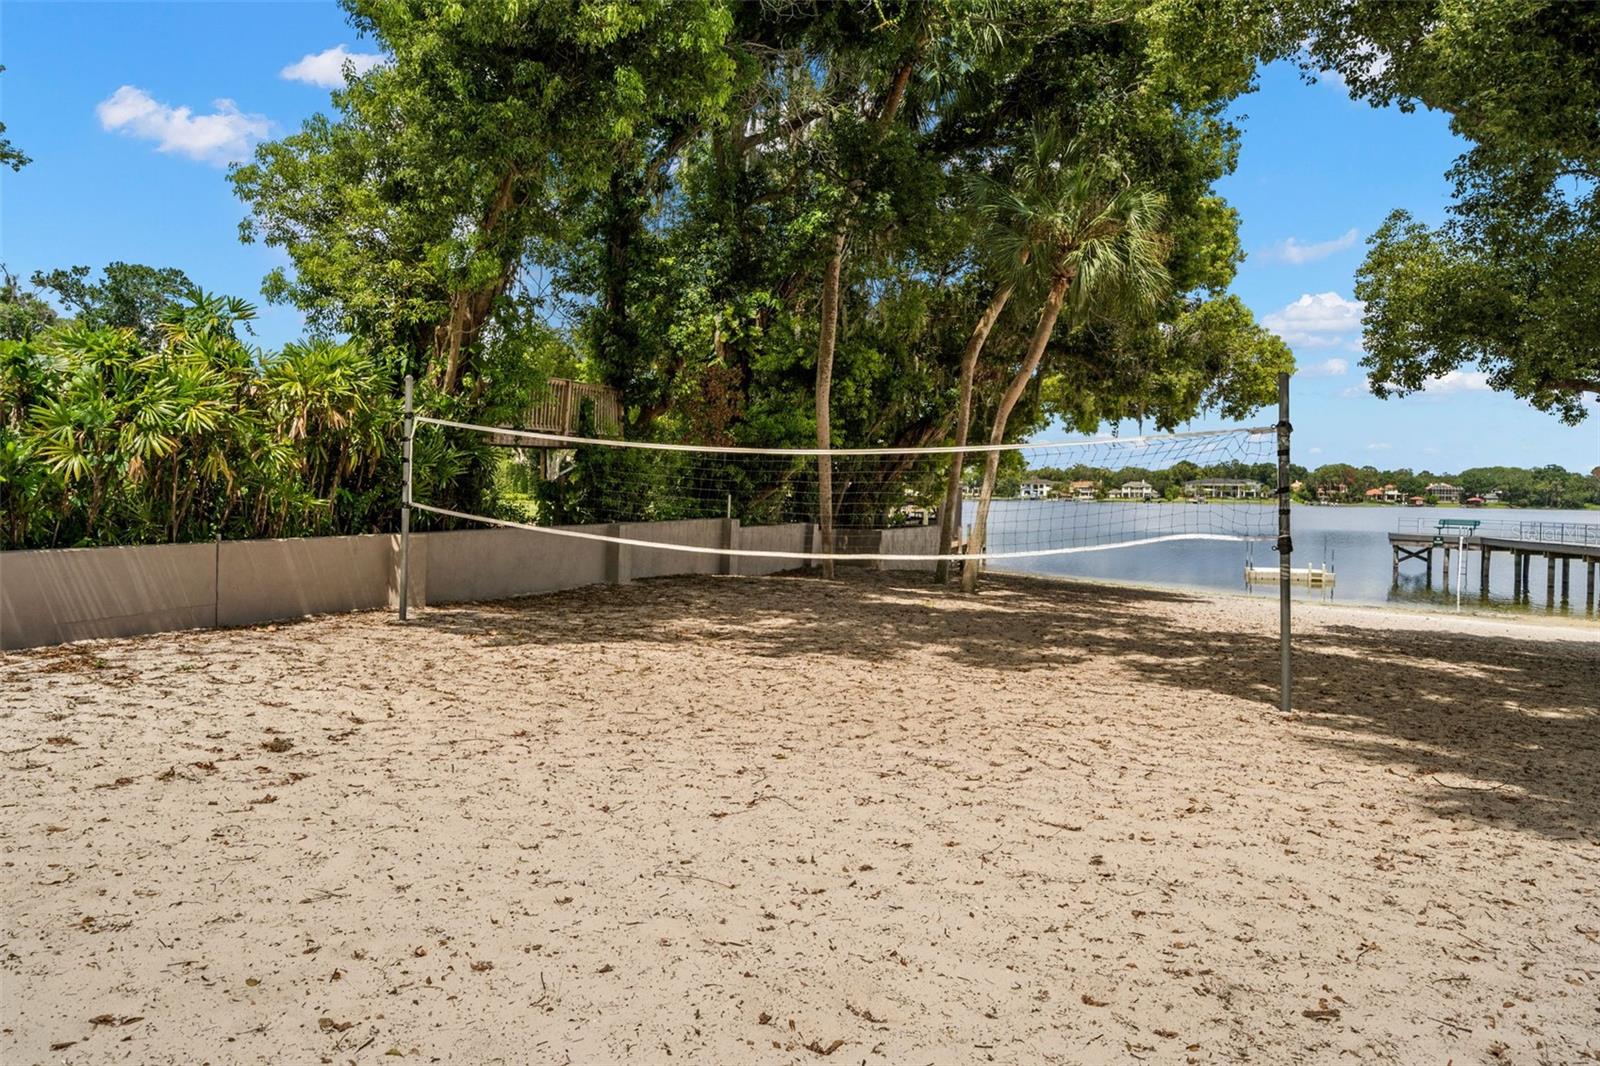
3,570 -> 1597,1065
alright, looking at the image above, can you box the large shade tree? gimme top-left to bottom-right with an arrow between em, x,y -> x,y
229,0 -> 1295,551
232,0 -> 741,396
1295,0 -> 1600,423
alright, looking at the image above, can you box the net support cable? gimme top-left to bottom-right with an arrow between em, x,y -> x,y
413,414 -> 1273,456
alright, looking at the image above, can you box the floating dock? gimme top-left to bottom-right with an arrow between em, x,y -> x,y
1246,565 -> 1335,587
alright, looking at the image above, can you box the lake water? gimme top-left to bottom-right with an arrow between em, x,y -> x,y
976,500 -> 1600,617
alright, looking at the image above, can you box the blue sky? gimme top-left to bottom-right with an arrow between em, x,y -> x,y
1,2 -> 1595,473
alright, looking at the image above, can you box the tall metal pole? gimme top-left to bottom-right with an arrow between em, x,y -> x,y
399,374 -> 414,622
1276,372 -> 1292,714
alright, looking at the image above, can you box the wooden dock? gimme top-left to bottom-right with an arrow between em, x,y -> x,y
1389,518 -> 1600,613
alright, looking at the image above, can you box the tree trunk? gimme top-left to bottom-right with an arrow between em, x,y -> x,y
962,273 -> 1071,593
433,169 -> 521,395
814,228 -> 847,578
935,279 -> 1016,584
813,46 -> 922,579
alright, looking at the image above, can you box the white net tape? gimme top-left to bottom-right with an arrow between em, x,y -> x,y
410,416 -> 1278,563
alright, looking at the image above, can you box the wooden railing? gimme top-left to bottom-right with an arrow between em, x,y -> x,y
523,378 -> 623,437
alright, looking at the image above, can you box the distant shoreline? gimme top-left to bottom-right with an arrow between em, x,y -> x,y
985,565 -> 1600,635
985,497 -> 1600,512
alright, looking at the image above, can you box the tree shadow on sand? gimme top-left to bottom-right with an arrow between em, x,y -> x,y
417,570 -> 1600,839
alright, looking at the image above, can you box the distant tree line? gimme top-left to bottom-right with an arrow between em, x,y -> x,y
1020,460 -> 1600,509
1298,463 -> 1600,509
1023,460 -> 1277,501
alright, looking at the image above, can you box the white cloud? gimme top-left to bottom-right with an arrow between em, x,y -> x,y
1261,292 -> 1365,349
1314,53 -> 1390,96
1422,370 -> 1492,395
280,45 -> 386,88
1299,357 -> 1349,378
1366,442 -> 1391,451
1261,228 -> 1360,265
96,85 -> 269,165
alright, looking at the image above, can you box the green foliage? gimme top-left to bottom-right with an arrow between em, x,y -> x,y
13,3 -> 1310,550
1,268 -> 57,341
0,67 -> 27,172
1297,0 -> 1600,422
2,260 -> 590,548
1,290 -> 408,549
232,0 -> 740,393
30,263 -> 194,348
1356,203 -> 1597,424
1042,294 -> 1293,432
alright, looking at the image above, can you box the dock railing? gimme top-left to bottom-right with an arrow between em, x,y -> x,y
1396,516 -> 1600,548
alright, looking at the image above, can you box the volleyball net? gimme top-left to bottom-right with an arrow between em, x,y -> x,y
403,416 -> 1280,564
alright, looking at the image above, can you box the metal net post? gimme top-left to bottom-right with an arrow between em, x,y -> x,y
399,374 -> 414,622
1276,372 -> 1292,714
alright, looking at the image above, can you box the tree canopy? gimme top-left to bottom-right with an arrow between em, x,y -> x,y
10,1 -> 1317,553
30,263 -> 194,348
232,1 -> 1293,443
1296,0 -> 1600,423
0,67 -> 28,172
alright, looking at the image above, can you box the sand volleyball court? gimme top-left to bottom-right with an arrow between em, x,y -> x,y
3,571 -> 1598,1064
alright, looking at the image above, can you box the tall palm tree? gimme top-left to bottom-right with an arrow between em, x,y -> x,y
932,158 -> 1050,584
961,141 -> 1170,592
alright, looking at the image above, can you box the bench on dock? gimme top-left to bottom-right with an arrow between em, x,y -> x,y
1435,518 -> 1480,539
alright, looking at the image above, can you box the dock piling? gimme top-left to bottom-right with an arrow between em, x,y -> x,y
1387,520 -> 1598,615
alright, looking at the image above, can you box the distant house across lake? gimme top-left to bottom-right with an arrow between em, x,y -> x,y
1362,484 -> 1404,504
1111,480 -> 1156,500
1069,480 -> 1097,501
1184,478 -> 1264,499
1425,482 -> 1462,504
1019,479 -> 1053,500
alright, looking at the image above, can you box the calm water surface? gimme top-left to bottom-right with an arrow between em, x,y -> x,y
975,501 -> 1600,618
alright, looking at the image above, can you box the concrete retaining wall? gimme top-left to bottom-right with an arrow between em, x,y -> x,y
422,524 -> 611,604
620,518 -> 725,581
879,524 -> 941,571
1,517 -> 939,650
734,522 -> 813,576
1,542 -> 218,648
218,535 -> 399,626
833,523 -> 941,571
